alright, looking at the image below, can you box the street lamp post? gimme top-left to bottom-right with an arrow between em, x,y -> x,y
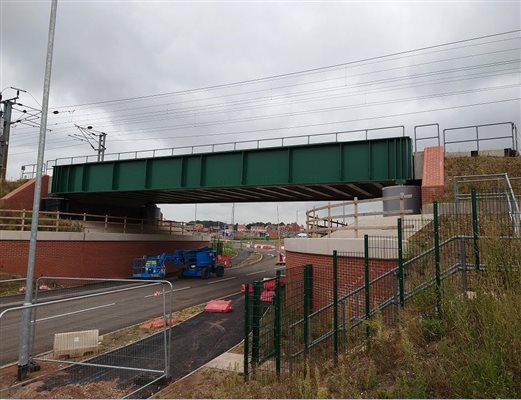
17,0 -> 58,381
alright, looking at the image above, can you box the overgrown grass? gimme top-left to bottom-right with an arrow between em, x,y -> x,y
216,239 -> 521,398
222,242 -> 238,257
443,156 -> 521,200
0,179 -> 28,198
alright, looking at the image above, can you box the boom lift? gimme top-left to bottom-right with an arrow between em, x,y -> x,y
132,246 -> 225,279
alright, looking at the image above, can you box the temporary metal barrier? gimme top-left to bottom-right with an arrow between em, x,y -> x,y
0,277 -> 173,398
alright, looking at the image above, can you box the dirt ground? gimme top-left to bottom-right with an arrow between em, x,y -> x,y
0,304 -> 205,398
155,367 -> 236,399
8,377 -> 133,399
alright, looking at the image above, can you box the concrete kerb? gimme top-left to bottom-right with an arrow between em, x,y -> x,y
152,339 -> 245,399
0,280 -> 153,309
228,251 -> 264,270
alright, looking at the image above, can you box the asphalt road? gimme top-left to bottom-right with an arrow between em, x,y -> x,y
0,248 -> 282,366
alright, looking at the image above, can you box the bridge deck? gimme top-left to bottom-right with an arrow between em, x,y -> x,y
51,137 -> 413,207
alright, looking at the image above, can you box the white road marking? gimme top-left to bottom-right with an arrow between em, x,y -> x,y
174,286 -> 191,292
206,277 -> 237,285
144,286 -> 191,298
36,303 -> 115,322
246,270 -> 267,276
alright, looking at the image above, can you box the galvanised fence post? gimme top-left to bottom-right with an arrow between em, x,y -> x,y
274,270 -> 281,378
434,201 -> 442,318
397,218 -> 405,308
303,265 -> 312,352
364,235 -> 370,339
333,250 -> 339,365
252,281 -> 262,370
243,283 -> 250,381
471,188 -> 480,270
460,237 -> 467,294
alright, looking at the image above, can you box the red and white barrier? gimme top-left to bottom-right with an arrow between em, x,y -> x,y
276,253 -> 286,265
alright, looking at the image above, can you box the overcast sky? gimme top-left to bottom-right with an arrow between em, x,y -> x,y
1,1 -> 520,224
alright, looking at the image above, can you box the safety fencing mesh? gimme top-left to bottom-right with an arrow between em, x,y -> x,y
244,191 -> 521,380
0,278 -> 173,399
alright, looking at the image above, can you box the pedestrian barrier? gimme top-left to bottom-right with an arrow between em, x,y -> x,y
0,277 -> 173,398
243,191 -> 521,379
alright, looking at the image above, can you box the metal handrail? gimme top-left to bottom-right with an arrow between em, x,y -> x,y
413,123 -> 440,152
19,124 -> 406,176
443,122 -> 518,153
306,194 -> 414,237
51,124 -> 406,166
454,174 -> 521,236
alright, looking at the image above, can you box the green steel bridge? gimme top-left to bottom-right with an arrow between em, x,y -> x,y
50,135 -> 414,209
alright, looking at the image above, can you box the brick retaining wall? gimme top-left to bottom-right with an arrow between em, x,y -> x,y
286,250 -> 396,310
0,237 -> 208,278
0,176 -> 49,210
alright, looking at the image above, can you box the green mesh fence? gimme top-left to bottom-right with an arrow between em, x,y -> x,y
244,191 -> 521,380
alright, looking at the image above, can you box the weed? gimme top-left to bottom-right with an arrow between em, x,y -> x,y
421,318 -> 446,341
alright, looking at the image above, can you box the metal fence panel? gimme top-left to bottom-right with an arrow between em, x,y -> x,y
244,187 -> 521,381
0,278 -> 172,398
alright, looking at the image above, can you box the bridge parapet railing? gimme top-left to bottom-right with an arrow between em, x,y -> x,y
20,124 -> 406,176
413,121 -> 518,154
443,122 -> 519,154
0,209 -> 194,235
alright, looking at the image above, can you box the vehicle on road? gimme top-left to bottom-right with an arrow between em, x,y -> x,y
132,246 -> 225,279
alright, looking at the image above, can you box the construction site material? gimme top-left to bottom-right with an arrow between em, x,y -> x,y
260,290 -> 275,303
140,318 -> 175,330
53,330 -> 99,359
204,299 -> 233,313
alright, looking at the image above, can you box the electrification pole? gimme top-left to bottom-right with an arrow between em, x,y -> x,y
0,100 -> 13,182
18,0 -> 58,381
98,131 -> 106,162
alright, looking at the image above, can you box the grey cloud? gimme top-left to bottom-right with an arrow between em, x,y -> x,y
1,1 -> 520,223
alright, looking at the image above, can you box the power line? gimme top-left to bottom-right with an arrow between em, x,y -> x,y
12,76 -> 521,147
46,44 -> 521,122
50,30 -> 521,109
13,62 -> 521,139
10,97 -> 520,156
99,83 -> 521,141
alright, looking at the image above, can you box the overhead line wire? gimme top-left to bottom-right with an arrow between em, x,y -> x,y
50,30 -> 521,110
